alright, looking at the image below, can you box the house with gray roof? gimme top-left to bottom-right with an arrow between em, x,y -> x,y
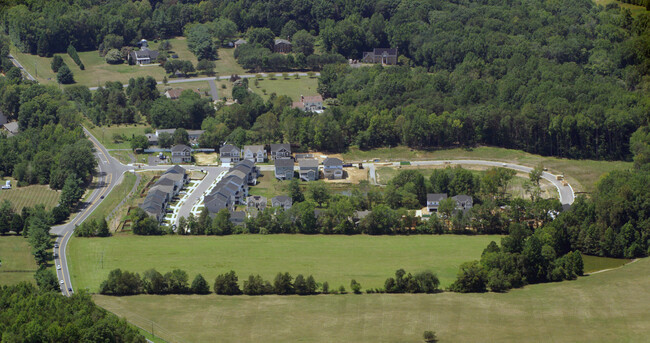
270,143 -> 291,160
220,144 -> 241,164
129,46 -> 159,65
229,210 -> 246,226
139,166 -> 187,222
323,157 -> 343,179
299,158 -> 319,181
362,48 -> 398,65
274,158 -> 294,180
233,160 -> 257,185
1,121 -> 19,137
171,144 -> 191,163
452,195 -> 473,211
271,195 -> 292,211
234,39 -> 247,48
274,39 -> 292,53
243,145 -> 266,163
427,193 -> 448,213
246,195 -> 267,212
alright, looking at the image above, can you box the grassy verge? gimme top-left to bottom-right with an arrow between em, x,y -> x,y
0,180 -> 60,211
93,257 -> 650,343
0,236 -> 38,285
250,76 -> 319,101
68,234 -> 498,293
344,146 -> 631,192
109,151 -> 134,165
86,173 -> 137,227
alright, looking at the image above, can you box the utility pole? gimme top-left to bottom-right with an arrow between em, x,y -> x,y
101,251 -> 104,269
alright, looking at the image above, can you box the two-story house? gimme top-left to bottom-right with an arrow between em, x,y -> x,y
270,143 -> 291,160
427,193 -> 448,213
220,144 -> 241,164
323,157 -> 343,179
247,195 -> 267,212
299,158 -> 319,181
452,195 -> 473,211
292,95 -> 324,112
171,144 -> 191,164
243,145 -> 266,163
271,195 -> 293,211
274,158 -> 294,180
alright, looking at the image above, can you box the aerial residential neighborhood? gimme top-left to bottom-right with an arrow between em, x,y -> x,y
0,1 -> 649,343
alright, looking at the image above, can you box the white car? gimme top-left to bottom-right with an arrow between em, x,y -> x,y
56,265 -> 61,270
60,280 -> 64,284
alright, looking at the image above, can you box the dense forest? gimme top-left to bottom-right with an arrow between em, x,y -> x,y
0,283 -> 144,342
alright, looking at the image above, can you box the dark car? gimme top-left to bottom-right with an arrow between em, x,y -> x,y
68,287 -> 73,292
100,195 -> 105,199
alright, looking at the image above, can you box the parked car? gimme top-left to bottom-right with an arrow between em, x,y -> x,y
56,265 -> 61,270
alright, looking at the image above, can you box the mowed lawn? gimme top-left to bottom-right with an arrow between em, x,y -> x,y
94,257 -> 649,343
68,234 -> 499,292
251,76 -> 319,101
0,180 -> 60,211
86,172 -> 137,226
86,122 -> 151,150
594,0 -> 648,15
344,146 -> 631,192
0,236 -> 38,285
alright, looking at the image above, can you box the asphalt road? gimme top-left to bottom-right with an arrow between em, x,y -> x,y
175,167 -> 227,224
50,128 -> 134,296
8,54 -> 36,81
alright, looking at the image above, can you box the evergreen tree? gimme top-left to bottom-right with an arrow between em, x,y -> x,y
191,274 -> 210,294
57,64 -> 75,84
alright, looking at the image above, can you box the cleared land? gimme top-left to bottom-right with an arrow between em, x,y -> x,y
249,171 -> 370,200
213,48 -> 246,75
94,257 -> 649,343
344,146 -> 631,192
376,166 -> 559,199
159,80 -> 212,99
68,234 -> 498,292
582,254 -> 631,273
594,0 -> 648,15
0,180 -> 60,211
251,76 -> 319,101
0,236 -> 38,285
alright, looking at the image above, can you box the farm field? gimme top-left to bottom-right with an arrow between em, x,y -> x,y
94,257 -> 649,343
0,236 -> 38,285
67,234 -> 499,293
0,180 -> 60,211
343,146 -> 631,192
376,166 -> 559,199
250,76 -> 319,101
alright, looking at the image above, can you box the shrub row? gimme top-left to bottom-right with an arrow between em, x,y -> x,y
67,44 -> 85,70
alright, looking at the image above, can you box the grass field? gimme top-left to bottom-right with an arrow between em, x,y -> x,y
68,234 -> 499,292
251,76 -> 319,101
248,171 -> 285,199
0,236 -> 38,285
0,180 -> 60,211
594,0 -> 648,15
109,150 -> 135,165
94,257 -> 649,343
344,146 -> 631,192
86,122 -> 151,150
87,173 -> 137,226
376,166 -> 559,199
582,254 -> 631,273
213,48 -> 246,75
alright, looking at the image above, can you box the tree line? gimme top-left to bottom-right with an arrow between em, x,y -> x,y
99,268 -> 442,296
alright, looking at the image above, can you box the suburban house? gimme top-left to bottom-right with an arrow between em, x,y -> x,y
427,193 -> 448,212
271,195 -> 292,211
274,158 -> 294,180
291,95 -> 324,112
129,48 -> 159,65
299,158 -> 319,181
164,88 -> 200,100
1,121 -> 19,137
232,160 -> 258,185
273,39 -> 292,53
270,143 -> 291,160
323,157 -> 343,179
148,129 -> 204,146
362,48 -> 398,65
220,144 -> 241,164
452,195 -> 473,211
229,210 -> 246,226
205,161 -> 254,215
171,144 -> 192,164
243,145 -> 266,163
234,39 -> 247,48
140,165 -> 187,222
247,195 -> 267,212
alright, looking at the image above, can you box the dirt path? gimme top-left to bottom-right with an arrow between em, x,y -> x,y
586,258 -> 639,275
